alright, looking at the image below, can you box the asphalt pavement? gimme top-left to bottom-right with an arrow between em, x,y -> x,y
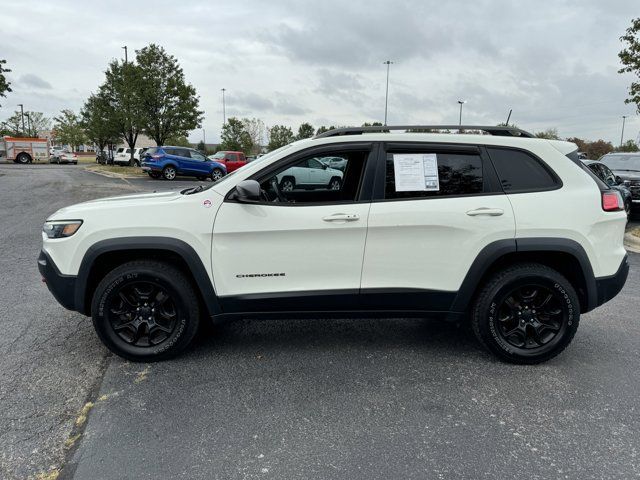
1,164 -> 639,480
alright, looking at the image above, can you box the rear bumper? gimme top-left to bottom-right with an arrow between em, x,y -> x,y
594,254 -> 629,308
38,250 -> 78,312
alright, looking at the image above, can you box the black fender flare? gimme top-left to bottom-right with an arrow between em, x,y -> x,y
75,237 -> 221,316
450,237 -> 597,313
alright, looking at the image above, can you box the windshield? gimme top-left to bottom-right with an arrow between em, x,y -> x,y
600,154 -> 640,171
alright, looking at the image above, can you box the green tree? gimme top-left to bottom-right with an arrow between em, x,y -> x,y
2,110 -> 24,136
267,125 -> 294,151
534,128 -> 560,140
196,140 -> 206,152
81,92 -> 120,154
588,139 -> 614,159
619,17 -> 640,114
219,117 -> 252,152
615,139 -> 639,152
242,117 -> 266,154
53,109 -> 86,150
295,122 -> 315,140
165,135 -> 191,147
136,44 -> 203,146
100,59 -> 145,164
24,111 -> 51,137
0,59 -> 11,108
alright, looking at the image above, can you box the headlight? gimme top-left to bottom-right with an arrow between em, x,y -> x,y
43,220 -> 83,238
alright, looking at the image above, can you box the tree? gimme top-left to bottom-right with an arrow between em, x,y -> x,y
100,60 -> 145,164
2,110 -> 24,136
165,135 -> 191,147
196,140 -> 206,152
267,125 -> 294,151
295,122 -> 315,140
587,140 -> 614,159
81,92 -> 120,154
619,17 -> 640,114
136,44 -> 203,146
0,59 -> 11,108
615,139 -> 639,152
534,128 -> 560,140
53,109 -> 86,150
219,117 -> 252,152
24,112 -> 51,137
566,137 -> 588,153
242,117 -> 266,154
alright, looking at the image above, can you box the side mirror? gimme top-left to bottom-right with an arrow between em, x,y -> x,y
615,175 -> 623,185
234,180 -> 261,202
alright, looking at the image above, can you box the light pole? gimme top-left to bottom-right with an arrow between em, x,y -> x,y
221,88 -> 227,126
620,115 -> 628,147
383,60 -> 393,125
17,104 -> 25,135
203,128 -> 206,147
457,100 -> 466,126
122,45 -> 128,63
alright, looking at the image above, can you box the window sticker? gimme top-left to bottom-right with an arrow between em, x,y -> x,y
393,153 -> 439,192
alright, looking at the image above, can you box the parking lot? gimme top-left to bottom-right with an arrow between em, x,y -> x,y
1,163 -> 639,480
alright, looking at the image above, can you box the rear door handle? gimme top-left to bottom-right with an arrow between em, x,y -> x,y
322,213 -> 360,222
466,208 -> 504,216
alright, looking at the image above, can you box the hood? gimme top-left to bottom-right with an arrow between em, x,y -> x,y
610,170 -> 640,181
48,190 -> 183,219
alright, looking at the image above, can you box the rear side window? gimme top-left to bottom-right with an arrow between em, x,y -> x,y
385,152 -> 484,199
487,148 -> 559,193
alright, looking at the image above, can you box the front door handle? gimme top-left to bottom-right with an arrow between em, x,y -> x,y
322,213 -> 360,222
466,208 -> 504,216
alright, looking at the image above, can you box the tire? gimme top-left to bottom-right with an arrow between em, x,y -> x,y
197,176 -> 208,181
210,168 -> 224,181
133,160 -> 141,167
471,263 -> 580,364
16,152 -> 31,164
148,172 -> 161,179
328,177 -> 342,191
280,177 -> 295,192
91,260 -> 200,362
162,166 -> 177,180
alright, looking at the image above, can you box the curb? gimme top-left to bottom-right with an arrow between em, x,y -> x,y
84,167 -> 143,179
624,231 -> 640,254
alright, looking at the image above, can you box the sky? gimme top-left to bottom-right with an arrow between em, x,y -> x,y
1,0 -> 639,145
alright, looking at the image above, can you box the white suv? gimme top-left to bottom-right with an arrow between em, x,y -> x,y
38,125 -> 629,363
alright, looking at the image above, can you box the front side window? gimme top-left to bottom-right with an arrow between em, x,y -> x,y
190,151 -> 206,161
258,150 -> 369,204
385,151 -> 484,199
488,148 -> 559,192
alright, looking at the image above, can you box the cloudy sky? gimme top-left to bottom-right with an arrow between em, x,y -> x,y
1,0 -> 639,144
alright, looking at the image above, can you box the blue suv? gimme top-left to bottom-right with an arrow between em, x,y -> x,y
141,146 -> 227,181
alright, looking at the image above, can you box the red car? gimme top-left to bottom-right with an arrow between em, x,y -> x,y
208,151 -> 247,172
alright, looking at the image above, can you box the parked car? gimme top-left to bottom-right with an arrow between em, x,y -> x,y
113,147 -> 139,166
49,148 -> 78,164
582,160 -> 632,216
276,156 -> 343,191
599,152 -> 640,211
319,155 -> 348,171
141,146 -> 227,180
208,151 -> 247,172
134,147 -> 148,162
39,125 -> 629,364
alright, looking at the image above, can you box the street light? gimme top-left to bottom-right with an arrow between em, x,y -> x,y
457,100 -> 466,126
17,103 -> 25,135
383,60 -> 394,125
122,45 -> 128,63
620,115 -> 628,147
221,88 -> 227,126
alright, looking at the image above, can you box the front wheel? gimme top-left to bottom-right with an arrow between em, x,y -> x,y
210,168 -> 224,181
91,260 -> 201,362
471,263 -> 580,364
328,177 -> 342,191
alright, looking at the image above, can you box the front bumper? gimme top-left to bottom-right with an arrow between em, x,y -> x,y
594,254 -> 629,308
38,250 -> 78,311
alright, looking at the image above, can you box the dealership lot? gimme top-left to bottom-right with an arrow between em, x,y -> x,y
1,164 -> 640,479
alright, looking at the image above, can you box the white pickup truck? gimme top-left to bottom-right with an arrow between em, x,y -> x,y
0,136 -> 49,163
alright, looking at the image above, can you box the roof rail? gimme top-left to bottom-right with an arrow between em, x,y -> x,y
314,125 -> 535,139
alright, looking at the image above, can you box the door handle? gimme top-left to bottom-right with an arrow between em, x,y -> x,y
322,213 -> 360,222
466,208 -> 504,216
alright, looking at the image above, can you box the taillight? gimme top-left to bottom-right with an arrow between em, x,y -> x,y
602,191 -> 623,212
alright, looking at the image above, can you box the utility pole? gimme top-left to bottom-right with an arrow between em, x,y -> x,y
221,88 -> 227,126
458,100 -> 466,126
122,46 -> 128,63
383,60 -> 393,125
18,104 -> 25,135
620,115 -> 627,147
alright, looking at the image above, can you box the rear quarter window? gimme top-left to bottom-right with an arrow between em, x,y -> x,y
487,148 -> 560,193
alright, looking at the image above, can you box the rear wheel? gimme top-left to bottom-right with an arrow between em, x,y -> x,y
210,168 -> 224,181
91,260 -> 200,362
280,177 -> 295,192
16,153 -> 31,164
471,263 -> 580,364
162,166 -> 177,180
